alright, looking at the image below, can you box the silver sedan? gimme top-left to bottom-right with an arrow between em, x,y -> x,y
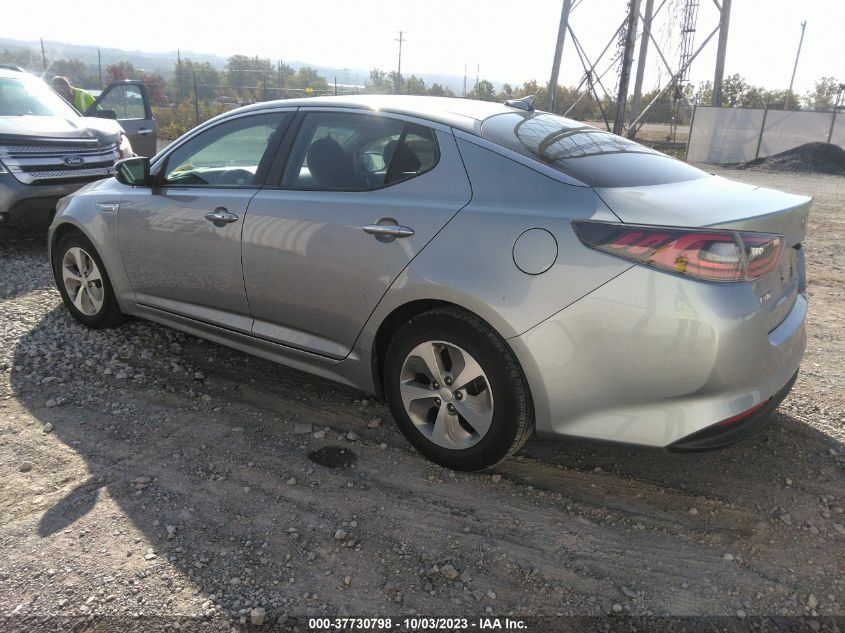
48,95 -> 809,470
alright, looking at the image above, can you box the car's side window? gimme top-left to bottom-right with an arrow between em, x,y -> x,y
385,127 -> 438,186
162,113 -> 285,187
281,112 -> 438,191
97,84 -> 146,119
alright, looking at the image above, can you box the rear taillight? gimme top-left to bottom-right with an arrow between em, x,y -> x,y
573,220 -> 784,282
742,232 -> 783,280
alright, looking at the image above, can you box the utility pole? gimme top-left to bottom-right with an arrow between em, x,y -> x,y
627,0 -> 654,138
192,68 -> 199,126
547,0 -> 574,112
463,64 -> 467,97
785,20 -> 807,110
712,0 -> 732,106
40,38 -> 47,72
613,0 -> 642,135
395,30 -> 404,95
97,49 -> 103,89
177,50 -> 183,101
475,64 -> 479,90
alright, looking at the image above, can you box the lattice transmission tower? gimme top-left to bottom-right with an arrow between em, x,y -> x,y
677,0 -> 699,83
670,0 -> 699,140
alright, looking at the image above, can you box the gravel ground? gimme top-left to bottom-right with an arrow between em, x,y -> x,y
0,168 -> 843,631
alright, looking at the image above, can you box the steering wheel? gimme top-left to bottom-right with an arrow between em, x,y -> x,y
217,168 -> 254,186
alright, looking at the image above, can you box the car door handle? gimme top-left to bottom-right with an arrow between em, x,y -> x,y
362,224 -> 414,239
205,208 -> 239,226
136,128 -> 153,136
95,202 -> 120,213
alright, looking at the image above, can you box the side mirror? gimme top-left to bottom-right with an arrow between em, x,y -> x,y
113,157 -> 151,186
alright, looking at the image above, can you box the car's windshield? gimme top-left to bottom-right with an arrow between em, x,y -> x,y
0,75 -> 79,117
481,111 -> 707,187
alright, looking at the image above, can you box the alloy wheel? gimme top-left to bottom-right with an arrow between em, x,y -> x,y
61,246 -> 105,316
398,340 -> 494,450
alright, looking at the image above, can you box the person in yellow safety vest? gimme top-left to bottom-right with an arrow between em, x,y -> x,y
51,76 -> 96,114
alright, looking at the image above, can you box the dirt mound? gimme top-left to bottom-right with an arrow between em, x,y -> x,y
735,142 -> 845,175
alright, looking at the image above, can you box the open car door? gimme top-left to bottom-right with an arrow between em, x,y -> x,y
86,80 -> 157,157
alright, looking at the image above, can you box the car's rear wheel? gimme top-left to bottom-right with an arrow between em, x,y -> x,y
53,232 -> 125,329
384,307 -> 533,471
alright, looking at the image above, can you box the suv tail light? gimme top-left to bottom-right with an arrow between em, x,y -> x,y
573,220 -> 784,282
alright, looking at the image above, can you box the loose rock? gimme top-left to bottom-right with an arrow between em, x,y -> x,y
251,607 -> 266,626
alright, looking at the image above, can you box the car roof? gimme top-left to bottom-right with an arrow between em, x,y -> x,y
239,95 -> 522,135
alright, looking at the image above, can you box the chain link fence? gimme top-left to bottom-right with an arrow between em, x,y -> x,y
145,81 -> 365,140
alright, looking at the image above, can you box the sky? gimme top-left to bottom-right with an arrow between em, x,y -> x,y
4,0 -> 843,95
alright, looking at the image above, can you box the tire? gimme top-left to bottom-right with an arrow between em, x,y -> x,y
384,307 -> 534,471
53,231 -> 126,329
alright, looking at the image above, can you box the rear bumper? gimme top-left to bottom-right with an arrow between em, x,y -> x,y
0,173 -> 91,226
668,370 -> 798,450
509,265 -> 806,447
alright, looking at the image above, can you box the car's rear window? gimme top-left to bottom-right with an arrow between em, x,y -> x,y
480,112 -> 707,188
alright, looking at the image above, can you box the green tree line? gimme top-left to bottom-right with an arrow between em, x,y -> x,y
2,44 -> 840,138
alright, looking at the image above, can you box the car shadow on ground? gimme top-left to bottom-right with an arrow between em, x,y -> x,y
12,301 -> 844,516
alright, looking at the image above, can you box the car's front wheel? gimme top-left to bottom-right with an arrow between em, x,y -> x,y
53,231 -> 125,329
384,307 -> 534,471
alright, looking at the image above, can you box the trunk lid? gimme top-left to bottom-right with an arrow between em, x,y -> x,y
594,175 -> 811,246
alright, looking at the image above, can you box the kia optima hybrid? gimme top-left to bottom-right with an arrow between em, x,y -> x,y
47,95 -> 809,470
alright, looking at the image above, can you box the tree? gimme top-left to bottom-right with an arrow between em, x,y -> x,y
287,66 -> 329,94
694,80 -> 713,105
738,85 -> 766,109
803,77 -> 841,111
497,83 -> 514,101
225,55 -> 273,89
45,59 -> 96,88
140,72 -> 168,106
469,79 -> 496,102
365,68 -> 393,94
763,89 -> 801,111
427,82 -> 454,97
273,62 -> 296,95
173,59 -> 221,102
405,75 -> 426,95
505,79 -> 541,100
0,46 -> 41,71
720,73 -> 749,108
105,61 -> 137,83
